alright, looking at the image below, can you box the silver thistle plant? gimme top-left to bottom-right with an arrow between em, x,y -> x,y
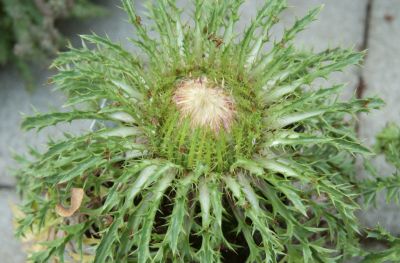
14,0 -> 400,262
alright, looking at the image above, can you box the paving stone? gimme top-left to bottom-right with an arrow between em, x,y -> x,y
286,0 -> 367,50
0,190 -> 25,263
58,0 -> 134,50
358,0 -> 400,235
239,0 -> 367,49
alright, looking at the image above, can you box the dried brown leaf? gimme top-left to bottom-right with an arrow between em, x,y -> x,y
55,188 -> 84,217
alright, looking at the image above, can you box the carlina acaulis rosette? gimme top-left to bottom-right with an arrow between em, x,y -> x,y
15,0 -> 400,262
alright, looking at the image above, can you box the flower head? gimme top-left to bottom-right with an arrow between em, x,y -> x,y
173,77 -> 236,133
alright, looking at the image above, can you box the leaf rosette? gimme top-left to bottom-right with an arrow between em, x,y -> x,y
15,0 -> 387,262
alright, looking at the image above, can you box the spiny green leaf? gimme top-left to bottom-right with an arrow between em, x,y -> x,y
94,217 -> 123,263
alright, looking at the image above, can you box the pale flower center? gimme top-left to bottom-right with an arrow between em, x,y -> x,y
173,77 -> 236,133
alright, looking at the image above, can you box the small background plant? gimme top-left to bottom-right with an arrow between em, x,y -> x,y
0,0 -> 103,85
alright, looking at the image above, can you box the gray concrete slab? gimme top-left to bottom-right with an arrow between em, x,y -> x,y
358,0 -> 400,235
239,0 -> 367,49
0,190 -> 25,263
